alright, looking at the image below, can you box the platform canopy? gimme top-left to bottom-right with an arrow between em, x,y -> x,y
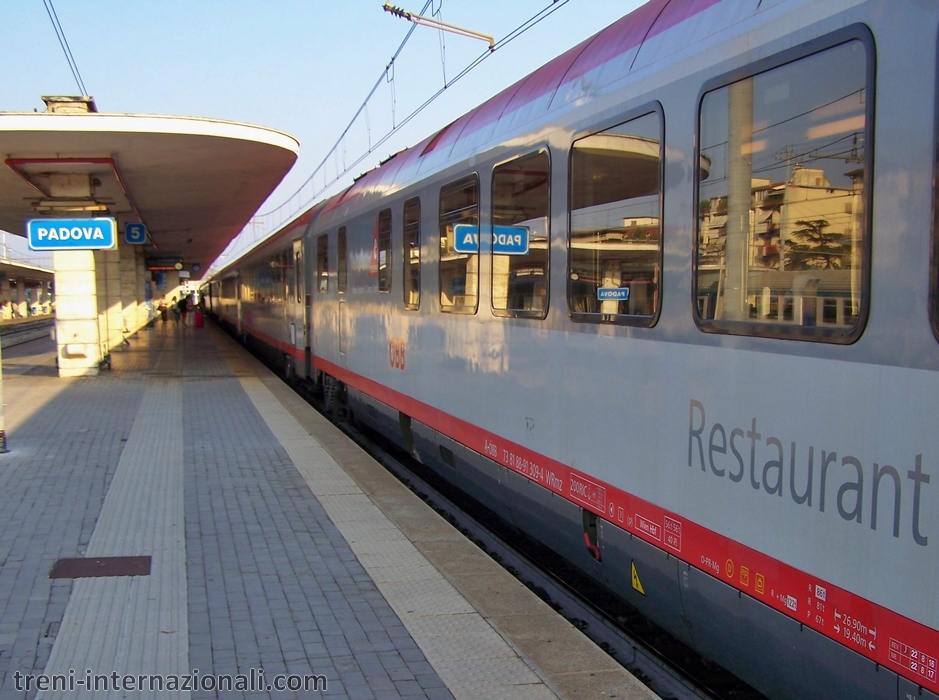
0,98 -> 299,281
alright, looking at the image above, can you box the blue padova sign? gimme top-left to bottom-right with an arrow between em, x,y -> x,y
28,218 -> 117,251
452,224 -> 530,255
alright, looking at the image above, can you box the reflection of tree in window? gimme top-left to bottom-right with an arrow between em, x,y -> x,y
696,40 -> 867,330
439,176 -> 478,313
492,151 -> 549,317
787,219 -> 851,270
403,198 -> 420,310
569,112 -> 661,321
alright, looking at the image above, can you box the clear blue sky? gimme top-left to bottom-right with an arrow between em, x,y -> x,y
2,0 -> 643,262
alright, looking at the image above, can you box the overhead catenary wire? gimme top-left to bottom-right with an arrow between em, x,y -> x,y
42,0 -> 88,96
435,0 -> 447,85
270,0 -> 568,219
211,0 -> 573,276
301,0 -> 434,201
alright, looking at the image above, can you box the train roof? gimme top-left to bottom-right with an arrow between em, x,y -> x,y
212,202 -> 323,278
216,0 -> 772,273
313,0 -> 729,220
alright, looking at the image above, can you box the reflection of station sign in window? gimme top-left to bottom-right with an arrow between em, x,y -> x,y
598,287 -> 629,301
27,217 -> 117,251
452,224 -> 529,255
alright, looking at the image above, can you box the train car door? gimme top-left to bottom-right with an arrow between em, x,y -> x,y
235,272 -> 242,335
339,299 -> 347,362
290,239 -> 308,379
338,226 -> 347,364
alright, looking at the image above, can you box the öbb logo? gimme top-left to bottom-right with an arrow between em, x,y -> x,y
389,339 -> 406,370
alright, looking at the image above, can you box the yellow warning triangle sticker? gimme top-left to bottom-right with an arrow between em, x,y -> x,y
631,561 -> 646,595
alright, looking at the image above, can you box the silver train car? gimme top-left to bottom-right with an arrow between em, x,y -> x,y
206,1 -> 939,698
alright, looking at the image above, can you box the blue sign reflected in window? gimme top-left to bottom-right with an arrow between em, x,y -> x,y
452,224 -> 529,255
598,287 -> 629,301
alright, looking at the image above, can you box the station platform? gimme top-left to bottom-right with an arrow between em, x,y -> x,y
0,319 -> 656,699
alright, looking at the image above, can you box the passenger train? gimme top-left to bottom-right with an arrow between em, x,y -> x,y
205,1 -> 939,698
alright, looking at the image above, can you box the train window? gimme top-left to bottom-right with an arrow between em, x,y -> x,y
695,38 -> 870,341
403,197 -> 420,310
338,227 -> 347,294
316,234 -> 329,294
294,250 -> 301,303
284,250 -> 292,303
221,276 -> 236,300
439,175 -> 479,313
569,111 -> 662,324
492,150 -> 550,318
264,253 -> 277,303
378,209 -> 392,293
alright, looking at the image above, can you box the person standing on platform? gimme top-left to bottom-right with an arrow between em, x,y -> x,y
171,296 -> 180,326
158,298 -> 168,324
177,294 -> 189,327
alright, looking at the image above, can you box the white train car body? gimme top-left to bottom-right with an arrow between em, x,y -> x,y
208,2 -> 939,698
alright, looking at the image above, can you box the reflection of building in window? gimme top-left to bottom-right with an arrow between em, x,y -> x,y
492,151 -> 549,317
338,227 -> 347,294
700,167 -> 861,271
569,112 -> 661,322
221,276 -> 236,300
696,39 -> 867,331
439,176 -> 478,313
403,198 -> 420,310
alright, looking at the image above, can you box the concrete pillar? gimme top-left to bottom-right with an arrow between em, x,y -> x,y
725,77 -> 755,321
119,241 -> 139,334
0,277 -> 10,320
600,261 -> 621,315
26,282 -> 37,316
95,247 -> 124,354
136,248 -> 150,329
13,278 -> 25,318
54,250 -> 101,377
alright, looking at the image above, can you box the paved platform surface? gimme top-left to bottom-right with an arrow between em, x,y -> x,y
0,320 -> 657,700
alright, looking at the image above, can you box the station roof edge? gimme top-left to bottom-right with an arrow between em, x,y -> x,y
0,112 -> 300,154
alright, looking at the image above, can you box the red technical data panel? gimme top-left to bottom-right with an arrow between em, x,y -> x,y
473,429 -> 938,691
890,639 -> 937,685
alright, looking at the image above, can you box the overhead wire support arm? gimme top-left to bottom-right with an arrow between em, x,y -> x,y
383,3 -> 495,50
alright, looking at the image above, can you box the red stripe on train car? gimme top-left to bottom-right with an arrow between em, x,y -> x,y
313,354 -> 938,689
219,315 -> 306,362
